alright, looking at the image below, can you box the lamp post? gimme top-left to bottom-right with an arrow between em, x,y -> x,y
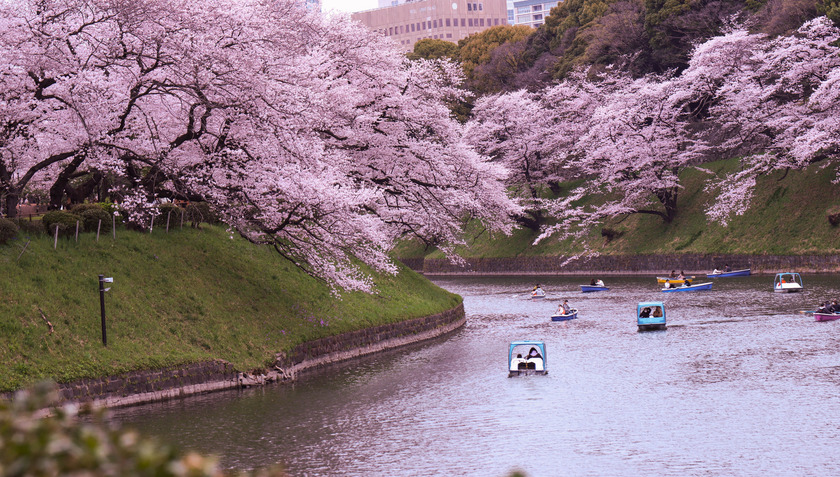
98,274 -> 113,346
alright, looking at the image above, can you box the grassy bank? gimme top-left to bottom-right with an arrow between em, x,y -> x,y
398,158 -> 840,261
0,226 -> 461,392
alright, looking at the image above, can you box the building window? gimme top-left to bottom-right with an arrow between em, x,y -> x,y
494,18 -> 499,25
532,4 -> 542,11
446,33 -> 453,38
479,18 -> 484,26
468,18 -> 473,26
516,6 -> 529,14
388,27 -> 393,35
461,18 -> 465,26
446,18 -> 451,27
434,19 -> 438,28
422,21 -> 426,29
533,14 -> 542,21
467,3 -> 471,11
479,3 -> 483,10
411,23 -> 415,32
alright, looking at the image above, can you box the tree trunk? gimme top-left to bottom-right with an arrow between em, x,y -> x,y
48,154 -> 86,210
4,192 -> 19,218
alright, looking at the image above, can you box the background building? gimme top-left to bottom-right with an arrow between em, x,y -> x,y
352,0 -> 509,52
511,0 -> 560,27
298,0 -> 321,11
378,0 -> 414,6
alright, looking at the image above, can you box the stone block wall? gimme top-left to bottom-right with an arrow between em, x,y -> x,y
276,303 -> 465,370
420,254 -> 840,275
11,303 -> 465,409
56,360 -> 238,405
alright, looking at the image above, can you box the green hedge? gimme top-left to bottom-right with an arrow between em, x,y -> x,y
0,218 -> 18,244
80,208 -> 113,233
41,210 -> 81,236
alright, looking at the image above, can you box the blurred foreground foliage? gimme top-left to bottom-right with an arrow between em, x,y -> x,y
0,381 -> 288,477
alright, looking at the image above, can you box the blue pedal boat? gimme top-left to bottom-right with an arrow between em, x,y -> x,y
707,268 -> 751,278
508,341 -> 547,377
661,282 -> 713,292
551,310 -> 578,321
581,285 -> 609,293
637,301 -> 666,331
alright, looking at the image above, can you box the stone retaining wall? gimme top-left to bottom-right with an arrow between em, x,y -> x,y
56,360 -> 239,408
419,254 -> 840,275
275,303 -> 465,379
35,303 -> 465,409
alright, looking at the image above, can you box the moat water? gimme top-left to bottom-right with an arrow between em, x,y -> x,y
109,275 -> 840,476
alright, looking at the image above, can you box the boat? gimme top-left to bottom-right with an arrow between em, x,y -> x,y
581,285 -> 609,293
814,312 -> 840,322
707,268 -> 751,278
551,309 -> 578,321
656,276 -> 695,284
531,288 -> 546,299
637,301 -> 666,331
773,272 -> 803,293
661,282 -> 713,292
508,341 -> 547,377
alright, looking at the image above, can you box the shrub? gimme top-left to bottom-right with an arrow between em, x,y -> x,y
69,203 -> 104,215
80,207 -> 113,233
827,206 -> 840,226
601,227 -> 625,243
185,202 -> 218,227
42,210 -> 81,236
154,203 -> 184,227
14,217 -> 43,236
0,217 -> 19,244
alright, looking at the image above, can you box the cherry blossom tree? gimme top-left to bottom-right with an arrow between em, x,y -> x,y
465,72 -> 603,230
1,0 -> 518,291
700,17 -> 840,224
536,71 -> 707,243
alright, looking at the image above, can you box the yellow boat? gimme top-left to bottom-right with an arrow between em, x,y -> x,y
656,276 -> 695,284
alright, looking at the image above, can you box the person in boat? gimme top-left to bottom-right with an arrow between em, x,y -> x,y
724,264 -> 732,272
678,270 -> 686,279
590,278 -> 597,286
712,268 -> 721,274
818,302 -> 830,313
669,270 -> 677,278
559,300 -> 572,315
595,279 -> 605,287
652,306 -> 663,317
682,279 -> 692,287
831,300 -> 840,313
639,307 -> 651,318
663,280 -> 671,289
528,347 -> 542,360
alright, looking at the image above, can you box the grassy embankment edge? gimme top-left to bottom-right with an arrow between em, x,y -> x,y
0,225 -> 461,392
394,158 -> 840,261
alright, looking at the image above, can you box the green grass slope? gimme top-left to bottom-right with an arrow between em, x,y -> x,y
0,226 -> 461,392
410,158 -> 840,260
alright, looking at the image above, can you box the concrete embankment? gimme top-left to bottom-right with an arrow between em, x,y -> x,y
44,303 -> 465,409
417,254 -> 840,275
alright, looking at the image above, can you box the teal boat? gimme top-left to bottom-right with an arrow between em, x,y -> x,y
508,341 -> 547,376
637,301 -> 666,331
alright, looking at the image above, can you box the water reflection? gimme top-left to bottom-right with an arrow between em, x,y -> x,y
109,275 -> 840,476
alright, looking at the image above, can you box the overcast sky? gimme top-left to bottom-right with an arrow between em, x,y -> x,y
321,0 -> 378,13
